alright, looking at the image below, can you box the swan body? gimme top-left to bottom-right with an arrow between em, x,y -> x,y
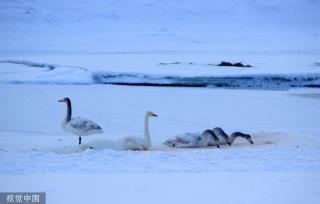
58,97 -> 103,145
119,111 -> 157,151
209,127 -> 253,146
119,136 -> 148,151
164,129 -> 220,148
85,138 -> 121,150
62,117 -> 102,136
164,133 -> 202,148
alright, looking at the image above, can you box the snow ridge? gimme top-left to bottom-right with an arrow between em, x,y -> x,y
0,60 -> 56,70
92,72 -> 320,89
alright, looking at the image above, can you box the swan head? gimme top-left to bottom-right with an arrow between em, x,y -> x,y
232,132 -> 254,144
146,111 -> 158,117
243,134 -> 254,144
58,97 -> 71,103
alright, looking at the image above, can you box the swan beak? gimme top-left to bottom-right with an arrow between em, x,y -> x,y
151,112 -> 158,117
58,99 -> 64,102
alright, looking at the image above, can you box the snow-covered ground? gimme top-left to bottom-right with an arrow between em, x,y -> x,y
1,0 -> 320,53
1,0 -> 320,203
0,84 -> 320,203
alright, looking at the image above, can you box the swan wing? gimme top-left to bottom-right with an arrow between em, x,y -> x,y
66,117 -> 103,135
164,133 -> 201,147
176,133 -> 200,144
175,136 -> 191,144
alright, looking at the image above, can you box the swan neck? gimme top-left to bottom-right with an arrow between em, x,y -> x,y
229,135 -> 236,144
144,114 -> 151,148
199,134 -> 210,146
65,100 -> 72,122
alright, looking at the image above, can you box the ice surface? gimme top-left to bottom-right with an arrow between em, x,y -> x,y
1,58 -> 320,89
1,0 -> 320,203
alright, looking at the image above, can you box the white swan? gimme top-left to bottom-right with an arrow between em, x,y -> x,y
119,111 -> 157,151
164,129 -> 220,148
209,127 -> 254,146
58,97 -> 103,145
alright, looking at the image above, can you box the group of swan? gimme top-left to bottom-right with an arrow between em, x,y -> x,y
164,127 -> 254,148
59,97 -> 253,150
59,97 -> 157,150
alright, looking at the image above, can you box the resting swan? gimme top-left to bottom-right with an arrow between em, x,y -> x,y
119,111 -> 157,151
164,129 -> 220,148
58,97 -> 103,145
209,127 -> 254,146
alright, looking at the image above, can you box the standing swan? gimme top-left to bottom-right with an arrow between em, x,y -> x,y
58,97 -> 103,145
164,129 -> 220,148
119,111 -> 157,151
209,127 -> 253,146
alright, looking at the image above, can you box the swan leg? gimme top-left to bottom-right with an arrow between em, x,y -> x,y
79,136 -> 82,145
